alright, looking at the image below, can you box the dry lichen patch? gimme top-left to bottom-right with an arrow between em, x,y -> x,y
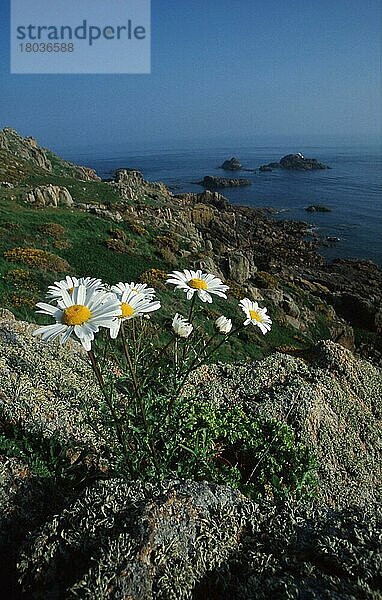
4,247 -> 70,272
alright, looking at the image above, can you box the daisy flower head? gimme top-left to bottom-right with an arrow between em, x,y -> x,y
239,298 -> 272,334
47,276 -> 104,302
215,315 -> 232,334
166,269 -> 229,303
172,313 -> 193,338
111,281 -> 156,300
109,289 -> 161,339
33,285 -> 122,351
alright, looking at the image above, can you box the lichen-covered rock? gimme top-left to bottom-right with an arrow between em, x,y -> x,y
0,313 -> 104,452
18,479 -> 251,600
17,479 -> 382,600
188,341 -> 382,509
196,501 -> 382,600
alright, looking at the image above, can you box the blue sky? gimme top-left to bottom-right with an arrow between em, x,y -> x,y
0,0 -> 381,151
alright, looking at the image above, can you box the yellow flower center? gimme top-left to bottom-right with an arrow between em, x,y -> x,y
188,278 -> 208,290
120,302 -> 134,318
249,309 -> 262,322
63,304 -> 92,326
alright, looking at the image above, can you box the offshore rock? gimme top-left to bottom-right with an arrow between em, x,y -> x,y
260,153 -> 329,171
197,175 -> 251,189
220,157 -> 242,171
306,204 -> 332,212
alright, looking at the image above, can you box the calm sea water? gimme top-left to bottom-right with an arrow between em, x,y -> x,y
66,143 -> 382,267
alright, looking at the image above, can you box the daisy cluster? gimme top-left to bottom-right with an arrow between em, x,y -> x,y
34,276 -> 160,351
34,269 -> 272,350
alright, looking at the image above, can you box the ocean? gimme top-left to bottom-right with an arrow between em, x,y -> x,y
64,142 -> 382,267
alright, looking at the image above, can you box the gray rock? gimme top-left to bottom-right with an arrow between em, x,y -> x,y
25,185 -> 74,208
227,253 -> 256,283
16,478 -> 382,600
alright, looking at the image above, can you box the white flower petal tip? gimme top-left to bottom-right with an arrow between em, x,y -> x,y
172,313 -> 193,338
166,269 -> 229,303
46,276 -> 105,302
34,285 -> 121,349
239,298 -> 272,334
111,281 -> 156,300
215,316 -> 232,334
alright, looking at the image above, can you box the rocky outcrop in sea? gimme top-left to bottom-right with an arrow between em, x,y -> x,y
196,175 -> 252,189
260,153 -> 330,171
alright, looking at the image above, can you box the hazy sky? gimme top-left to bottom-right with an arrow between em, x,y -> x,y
0,0 -> 381,151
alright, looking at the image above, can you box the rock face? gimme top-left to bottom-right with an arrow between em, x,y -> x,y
0,128 -> 52,172
18,479 -> 251,600
220,157 -> 242,171
0,311 -> 104,452
11,476 -> 382,600
114,168 -> 144,185
197,175 -> 251,189
25,185 -> 74,208
0,128 -> 100,182
260,153 -> 329,171
109,168 -> 172,203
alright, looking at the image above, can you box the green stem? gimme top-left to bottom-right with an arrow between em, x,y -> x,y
244,388 -> 302,486
172,325 -> 245,402
87,349 -> 129,461
120,322 -> 161,478
188,294 -> 196,323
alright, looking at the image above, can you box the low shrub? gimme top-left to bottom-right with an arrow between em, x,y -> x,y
4,247 -> 70,272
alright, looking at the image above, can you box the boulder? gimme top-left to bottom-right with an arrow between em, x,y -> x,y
191,203 -> 215,226
25,185 -> 74,208
228,253 -> 256,283
14,477 -> 382,600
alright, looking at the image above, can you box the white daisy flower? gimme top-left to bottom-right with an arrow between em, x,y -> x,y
166,269 -> 229,303
172,313 -> 193,338
109,289 -> 161,339
239,298 -> 272,334
33,285 -> 121,351
47,276 -> 104,301
215,315 -> 232,334
111,281 -> 156,300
